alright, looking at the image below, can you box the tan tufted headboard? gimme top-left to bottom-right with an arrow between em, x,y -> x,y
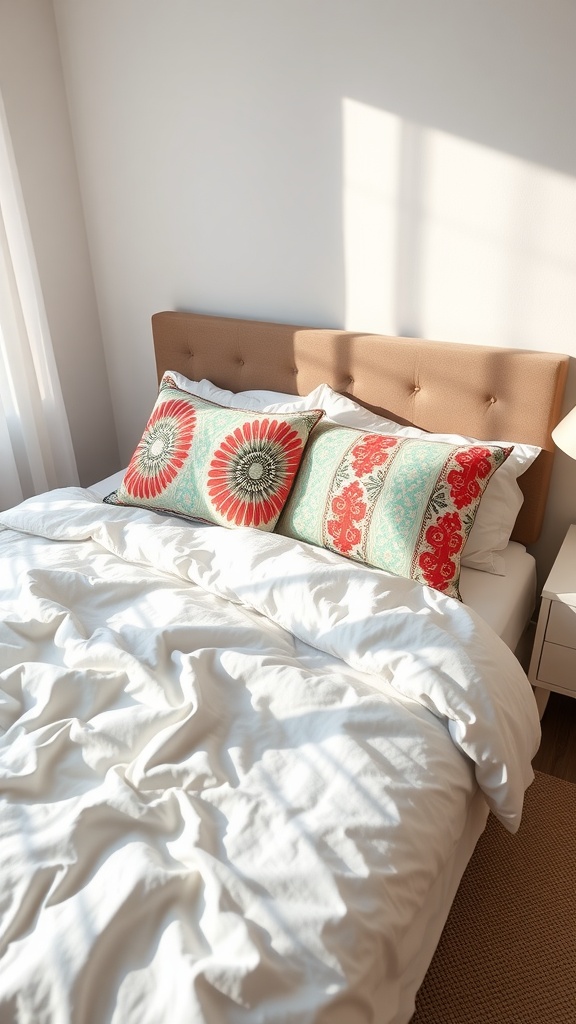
151,310 -> 569,546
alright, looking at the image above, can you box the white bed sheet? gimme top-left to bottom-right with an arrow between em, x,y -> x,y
87,469 -> 125,499
387,786 -> 489,1023
459,543 -> 536,652
0,486 -> 539,1023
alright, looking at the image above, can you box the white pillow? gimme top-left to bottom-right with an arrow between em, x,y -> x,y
300,384 -> 540,574
165,373 -> 306,412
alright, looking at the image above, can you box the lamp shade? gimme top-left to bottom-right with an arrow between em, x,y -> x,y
552,405 -> 576,461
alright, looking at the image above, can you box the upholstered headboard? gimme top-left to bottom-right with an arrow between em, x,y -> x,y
151,311 -> 569,546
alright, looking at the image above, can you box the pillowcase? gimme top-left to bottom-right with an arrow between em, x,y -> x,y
105,374 -> 323,531
276,420 -> 513,599
165,372 -> 307,413
298,384 -> 540,575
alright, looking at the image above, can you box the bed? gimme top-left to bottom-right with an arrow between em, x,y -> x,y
0,310 -> 569,1024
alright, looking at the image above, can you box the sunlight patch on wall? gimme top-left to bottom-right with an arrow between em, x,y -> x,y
342,97 -> 576,350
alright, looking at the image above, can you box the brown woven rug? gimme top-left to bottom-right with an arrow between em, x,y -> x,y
411,771 -> 576,1023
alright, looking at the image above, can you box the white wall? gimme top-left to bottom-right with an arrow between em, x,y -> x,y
53,0 -> 576,582
0,0 -> 119,486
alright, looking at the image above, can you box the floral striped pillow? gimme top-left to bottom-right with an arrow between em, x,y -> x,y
105,374 -> 323,531
276,421 -> 512,598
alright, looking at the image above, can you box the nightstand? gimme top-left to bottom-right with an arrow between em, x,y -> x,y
529,524 -> 576,718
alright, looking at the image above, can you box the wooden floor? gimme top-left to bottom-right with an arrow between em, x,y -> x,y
532,691 -> 576,784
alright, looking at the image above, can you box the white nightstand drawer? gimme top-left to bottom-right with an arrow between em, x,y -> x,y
538,641 -> 576,693
530,526 -> 576,714
546,602 -> 576,649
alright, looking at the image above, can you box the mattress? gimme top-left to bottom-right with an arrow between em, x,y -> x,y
460,543 -> 537,652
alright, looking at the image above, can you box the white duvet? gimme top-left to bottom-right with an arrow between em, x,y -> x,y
0,490 -> 540,1024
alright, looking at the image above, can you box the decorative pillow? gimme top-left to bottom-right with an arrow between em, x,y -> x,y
105,374 -> 324,531
297,384 -> 540,575
160,377 -> 539,574
276,421 -> 513,598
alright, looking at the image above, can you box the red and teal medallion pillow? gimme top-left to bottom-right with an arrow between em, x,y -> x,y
275,421 -> 512,598
105,374 -> 324,531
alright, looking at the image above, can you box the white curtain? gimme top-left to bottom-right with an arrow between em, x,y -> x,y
0,89 -> 79,512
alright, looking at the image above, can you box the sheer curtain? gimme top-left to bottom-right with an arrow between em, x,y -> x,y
0,89 -> 79,512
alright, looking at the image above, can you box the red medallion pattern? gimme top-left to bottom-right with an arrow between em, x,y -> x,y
207,418 -> 304,528
123,398 -> 196,500
326,481 -> 367,554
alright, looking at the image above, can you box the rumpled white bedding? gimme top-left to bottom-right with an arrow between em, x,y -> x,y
0,490 -> 540,1024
